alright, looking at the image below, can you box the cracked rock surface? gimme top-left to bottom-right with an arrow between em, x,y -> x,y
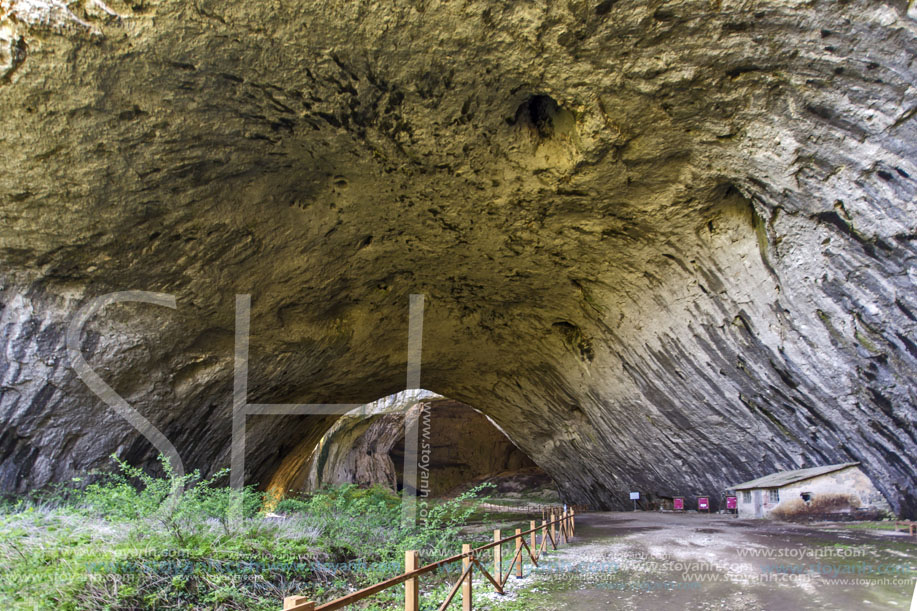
0,0 -> 915,515
277,398 -> 543,498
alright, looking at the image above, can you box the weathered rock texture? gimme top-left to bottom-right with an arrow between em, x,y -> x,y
0,1 -> 916,515
286,398 -> 543,498
389,401 -> 545,497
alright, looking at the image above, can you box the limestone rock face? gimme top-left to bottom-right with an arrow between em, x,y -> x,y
0,1 -> 915,515
289,398 -> 543,498
301,412 -> 405,494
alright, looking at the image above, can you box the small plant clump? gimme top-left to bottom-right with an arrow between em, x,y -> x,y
0,454 -> 501,610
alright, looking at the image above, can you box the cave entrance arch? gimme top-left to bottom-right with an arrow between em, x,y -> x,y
388,398 -> 554,500
265,390 -> 557,507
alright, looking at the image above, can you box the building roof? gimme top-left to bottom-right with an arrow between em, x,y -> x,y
726,462 -> 860,491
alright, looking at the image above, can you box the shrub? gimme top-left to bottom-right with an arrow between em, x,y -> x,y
406,482 -> 496,556
0,457 -> 496,609
72,454 -> 264,544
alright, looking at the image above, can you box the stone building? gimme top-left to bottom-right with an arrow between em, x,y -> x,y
726,463 -> 892,520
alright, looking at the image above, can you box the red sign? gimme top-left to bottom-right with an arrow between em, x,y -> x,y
726,496 -> 737,509
673,498 -> 684,510
698,497 -> 709,510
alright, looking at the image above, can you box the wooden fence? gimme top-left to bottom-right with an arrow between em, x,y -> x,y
895,520 -> 916,535
282,506 -> 579,611
478,503 -> 589,518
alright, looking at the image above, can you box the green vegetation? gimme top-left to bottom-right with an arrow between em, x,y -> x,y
0,455 -> 527,610
837,520 -> 899,531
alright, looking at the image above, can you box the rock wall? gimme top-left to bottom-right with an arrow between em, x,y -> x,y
0,1 -> 915,515
284,398 -> 543,498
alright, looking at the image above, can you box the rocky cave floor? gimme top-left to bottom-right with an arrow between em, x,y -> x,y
471,512 -> 916,611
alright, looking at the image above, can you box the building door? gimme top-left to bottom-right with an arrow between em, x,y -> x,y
753,490 -> 763,518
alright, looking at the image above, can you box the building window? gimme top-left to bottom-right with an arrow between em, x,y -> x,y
741,491 -> 751,503
768,489 -> 779,503
801,492 -> 812,503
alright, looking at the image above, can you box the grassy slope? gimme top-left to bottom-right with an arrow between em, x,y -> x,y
0,457 -> 559,610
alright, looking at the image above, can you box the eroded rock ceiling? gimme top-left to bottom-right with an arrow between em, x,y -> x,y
0,0 -> 915,515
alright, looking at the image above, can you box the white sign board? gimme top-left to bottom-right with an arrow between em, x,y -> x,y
629,492 -> 640,500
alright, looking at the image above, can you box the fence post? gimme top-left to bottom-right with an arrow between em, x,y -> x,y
571,508 -> 575,536
541,519 -> 547,551
405,550 -> 419,611
283,597 -> 314,610
493,529 -> 502,585
462,544 -> 472,611
515,528 -> 523,578
562,509 -> 569,543
551,512 -> 556,546
530,520 -> 536,556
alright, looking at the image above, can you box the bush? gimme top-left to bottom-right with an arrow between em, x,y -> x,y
0,457 -> 497,610
406,483 -> 496,557
70,454 -> 265,544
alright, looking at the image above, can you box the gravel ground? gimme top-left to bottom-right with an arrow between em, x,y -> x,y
474,511 -> 917,610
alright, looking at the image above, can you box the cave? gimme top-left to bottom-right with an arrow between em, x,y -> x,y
386,399 -> 548,498
0,0 -> 915,519
272,393 -> 555,500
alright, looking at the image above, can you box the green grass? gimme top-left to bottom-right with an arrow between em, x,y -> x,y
0,454 -> 512,610
837,521 -> 899,531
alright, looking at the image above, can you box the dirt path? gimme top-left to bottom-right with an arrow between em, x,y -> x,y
480,511 -> 916,610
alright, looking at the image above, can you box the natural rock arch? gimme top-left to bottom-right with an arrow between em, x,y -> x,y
0,1 -> 915,516
269,395 -> 548,499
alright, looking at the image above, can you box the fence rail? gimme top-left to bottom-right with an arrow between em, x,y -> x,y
895,520 -> 916,535
477,502 -> 590,517
282,505 -> 580,611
